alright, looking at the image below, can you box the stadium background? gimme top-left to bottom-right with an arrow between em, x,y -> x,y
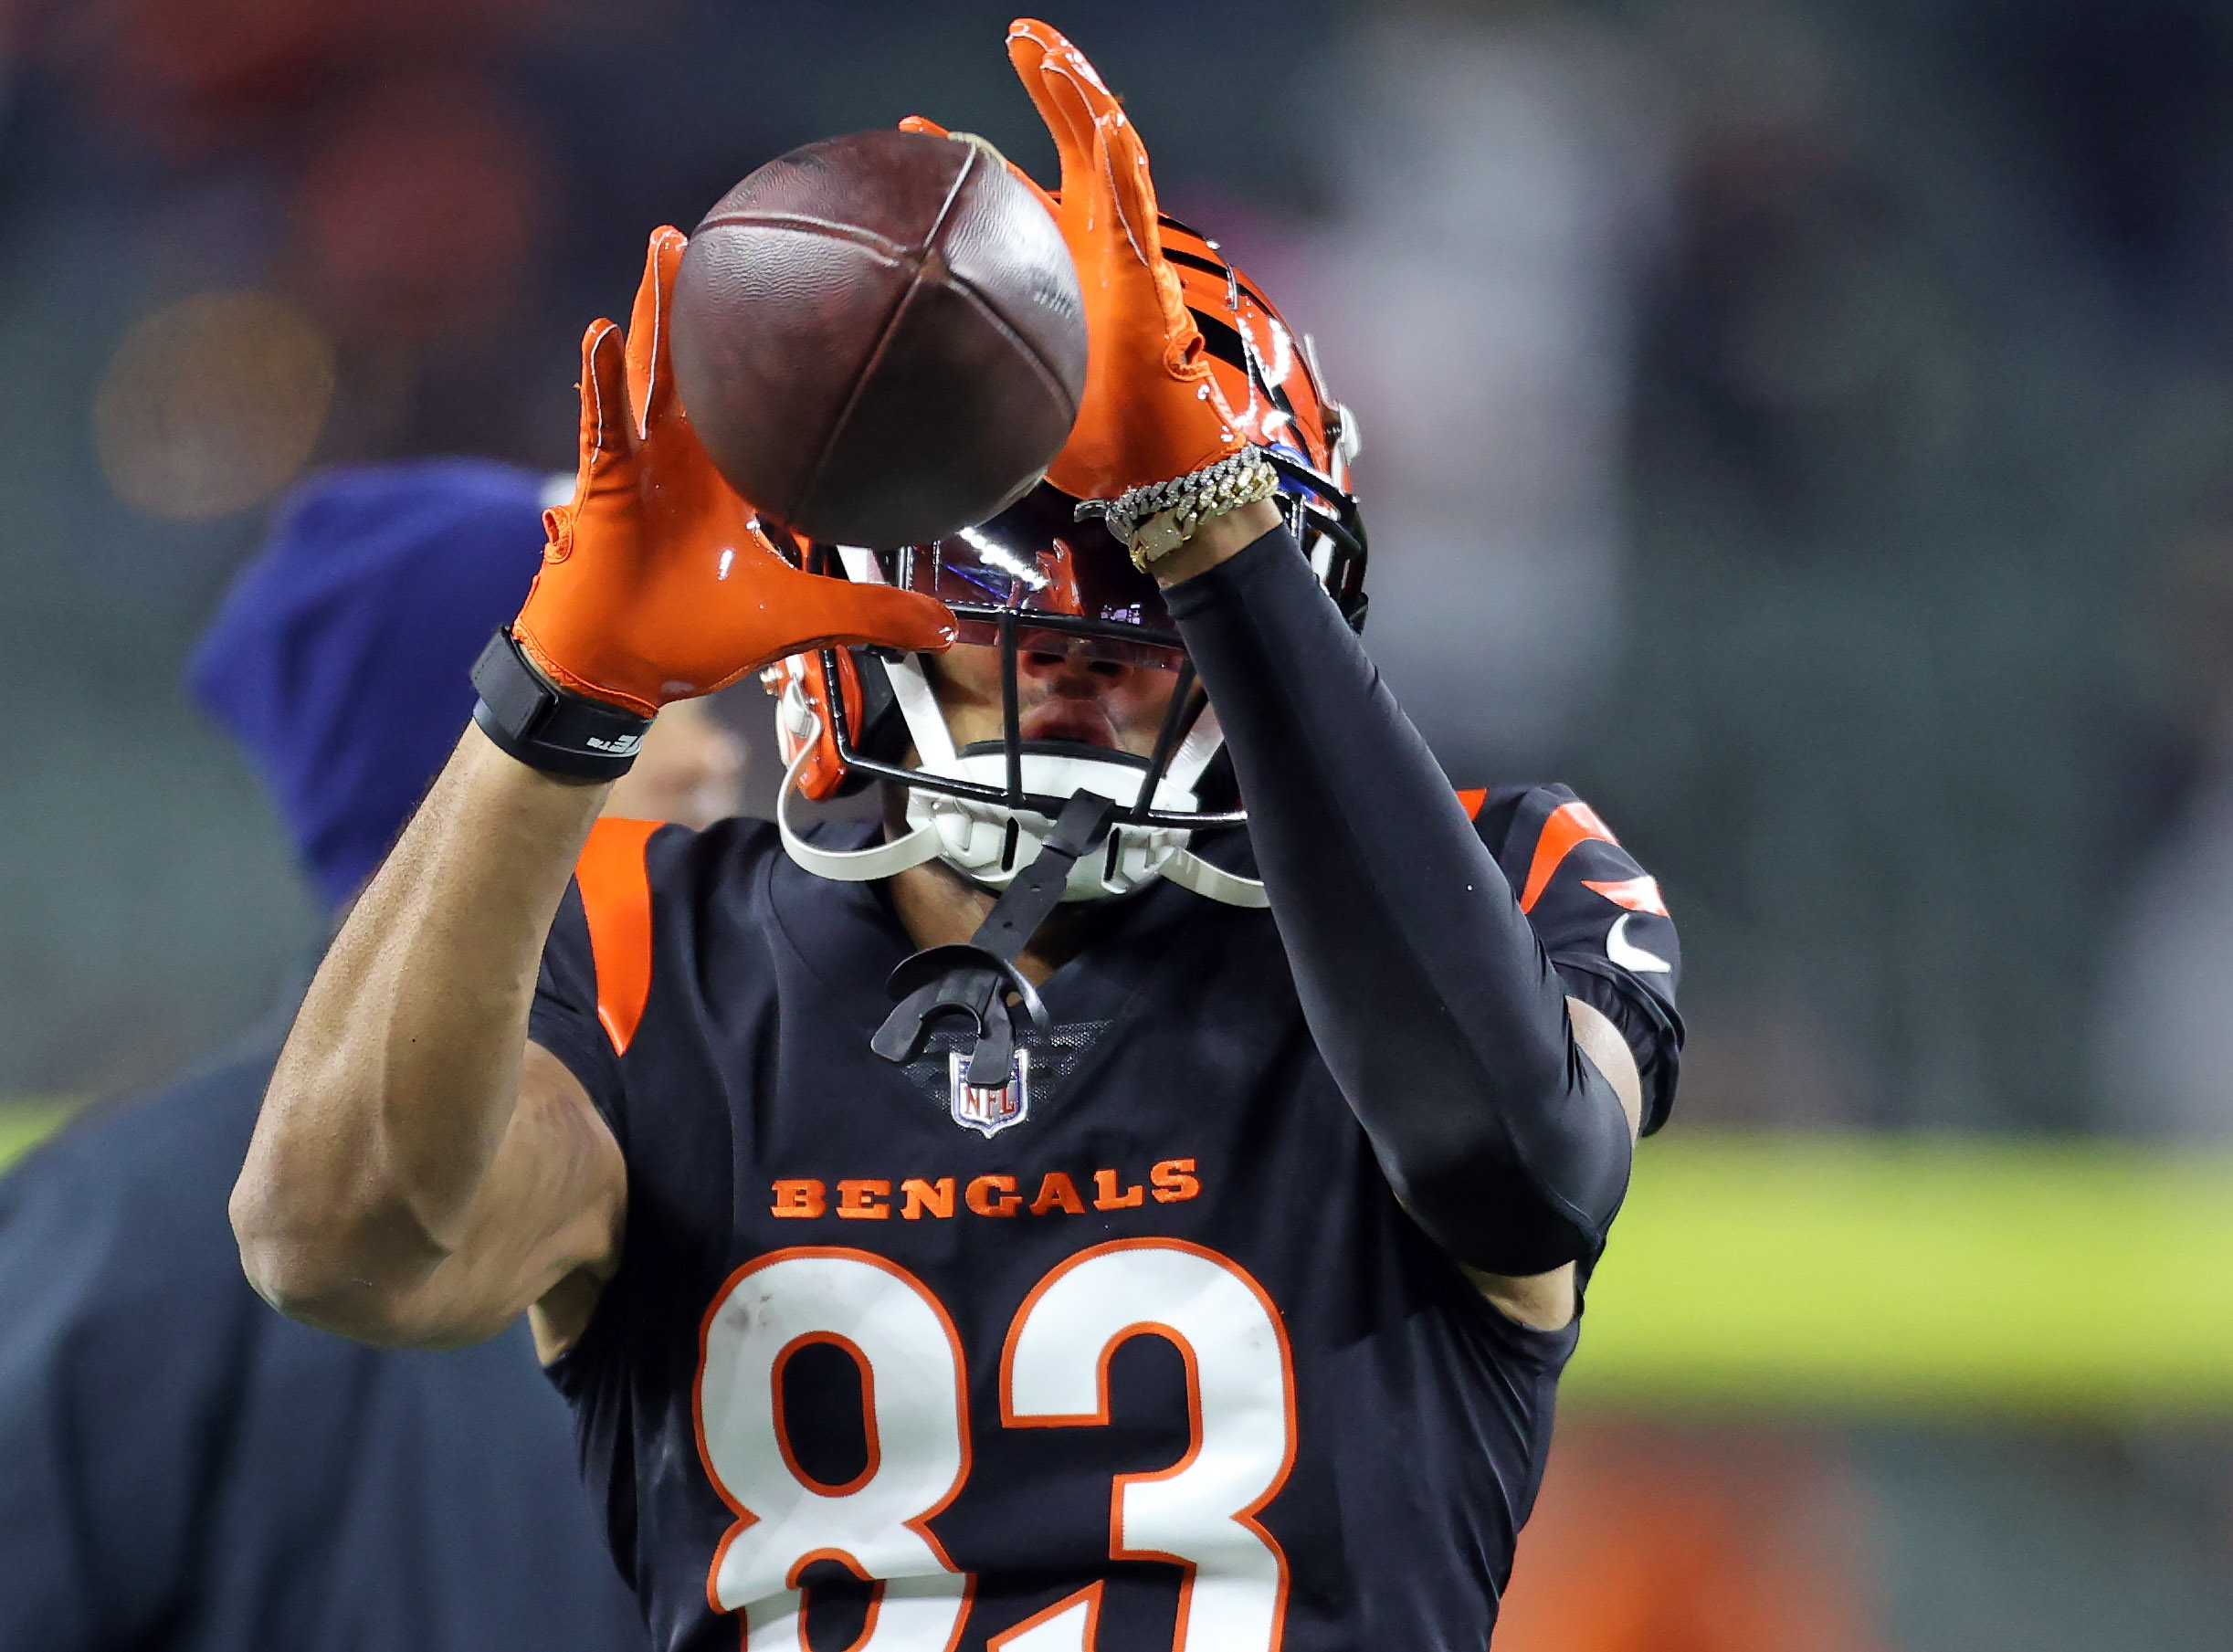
5,0 -> 2233,1643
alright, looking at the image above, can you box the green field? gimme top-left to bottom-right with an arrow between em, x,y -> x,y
1573,1135 -> 2233,1416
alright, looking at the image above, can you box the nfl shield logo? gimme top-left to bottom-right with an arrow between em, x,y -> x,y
949,1047 -> 1029,1138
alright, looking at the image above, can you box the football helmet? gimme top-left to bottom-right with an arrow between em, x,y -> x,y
765,217 -> 1366,906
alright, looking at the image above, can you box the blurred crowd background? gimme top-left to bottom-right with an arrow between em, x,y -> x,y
5,0 -> 2233,1644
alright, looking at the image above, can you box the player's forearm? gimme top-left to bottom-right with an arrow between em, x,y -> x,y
232,724 -> 606,1321
1164,526 -> 1632,1274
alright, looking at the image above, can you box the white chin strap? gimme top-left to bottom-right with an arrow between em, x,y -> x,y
775,652 -> 1268,909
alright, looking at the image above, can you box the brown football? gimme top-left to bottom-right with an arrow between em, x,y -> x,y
669,129 -> 1087,549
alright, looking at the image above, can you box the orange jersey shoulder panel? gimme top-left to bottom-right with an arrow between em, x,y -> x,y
1456,787 -> 1488,821
1518,799 -> 1620,915
574,816 -> 658,1056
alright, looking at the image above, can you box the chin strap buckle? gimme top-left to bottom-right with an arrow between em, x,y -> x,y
871,791 -> 1119,1084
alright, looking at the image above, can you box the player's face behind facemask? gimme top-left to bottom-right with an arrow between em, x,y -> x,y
880,489 -> 1209,804
921,638 -> 1188,764
771,492 -> 1241,905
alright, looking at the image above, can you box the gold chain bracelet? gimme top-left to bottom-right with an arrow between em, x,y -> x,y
1079,449 -> 1281,573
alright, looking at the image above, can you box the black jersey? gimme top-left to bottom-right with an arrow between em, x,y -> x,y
532,785 -> 1680,1652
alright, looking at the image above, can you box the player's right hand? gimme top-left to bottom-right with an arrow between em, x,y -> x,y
511,228 -> 957,720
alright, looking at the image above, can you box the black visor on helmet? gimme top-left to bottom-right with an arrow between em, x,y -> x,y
881,489 -> 1185,673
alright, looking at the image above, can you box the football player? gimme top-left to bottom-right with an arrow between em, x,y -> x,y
230,21 -> 1682,1650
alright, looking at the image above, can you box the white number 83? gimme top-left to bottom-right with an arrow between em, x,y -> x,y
693,1238 -> 1297,1651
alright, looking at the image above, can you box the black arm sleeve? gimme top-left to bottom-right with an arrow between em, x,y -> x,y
1164,525 -> 1633,1274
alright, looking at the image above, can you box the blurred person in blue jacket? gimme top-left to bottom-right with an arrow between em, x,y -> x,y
0,458 -> 741,1652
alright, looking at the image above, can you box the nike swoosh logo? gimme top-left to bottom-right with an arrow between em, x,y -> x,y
1606,913 -> 1672,973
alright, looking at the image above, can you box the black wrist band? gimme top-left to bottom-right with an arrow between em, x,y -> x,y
469,628 -> 651,781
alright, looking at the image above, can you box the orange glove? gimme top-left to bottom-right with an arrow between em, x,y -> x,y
511,228 -> 956,721
909,21 -> 1248,502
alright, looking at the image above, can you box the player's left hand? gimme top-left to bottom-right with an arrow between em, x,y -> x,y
993,19 -> 1250,501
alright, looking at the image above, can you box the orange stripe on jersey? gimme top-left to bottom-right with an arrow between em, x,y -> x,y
1456,787 -> 1488,821
574,816 -> 658,1056
1519,800 -> 1621,914
1583,874 -> 1669,917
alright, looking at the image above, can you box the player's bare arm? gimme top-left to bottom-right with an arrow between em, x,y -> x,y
230,234 -> 956,1352
231,731 -> 617,1349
